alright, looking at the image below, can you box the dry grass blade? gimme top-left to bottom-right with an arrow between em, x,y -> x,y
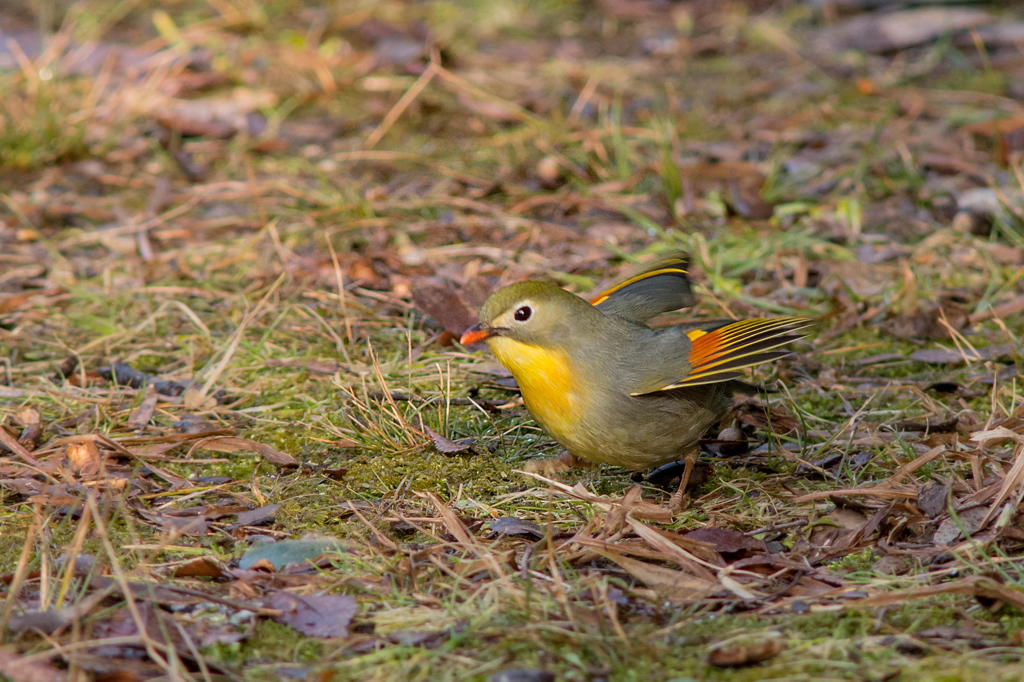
847,576 -> 1024,611
0,508 -> 43,632
978,439 -> 1024,527
626,519 -> 760,600
416,491 -> 508,580
592,548 -> 717,603
517,471 -> 673,522
365,61 -> 438,149
83,492 -> 176,675
189,435 -> 297,466
193,273 -> 286,406
792,486 -> 917,503
0,426 -> 48,471
625,519 -> 718,581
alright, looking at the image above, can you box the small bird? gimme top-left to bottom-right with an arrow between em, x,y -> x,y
460,253 -> 811,476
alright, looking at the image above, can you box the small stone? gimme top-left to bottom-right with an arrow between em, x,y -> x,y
717,427 -> 748,456
536,155 -> 562,189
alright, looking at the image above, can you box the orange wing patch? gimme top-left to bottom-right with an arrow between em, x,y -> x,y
632,317 -> 813,394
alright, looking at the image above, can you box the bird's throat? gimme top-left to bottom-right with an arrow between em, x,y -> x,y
486,337 -> 579,440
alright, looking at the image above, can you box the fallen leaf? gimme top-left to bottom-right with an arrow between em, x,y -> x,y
0,292 -> 36,314
883,296 -> 970,341
151,88 -> 277,139
917,624 -> 988,650
707,632 -> 785,668
63,652 -> 165,681
64,437 -> 102,477
0,646 -> 67,682
933,506 -> 989,545
917,482 -> 949,518
267,590 -> 357,638
96,362 -> 197,397
818,8 -> 994,53
171,556 -> 226,579
683,527 -> 767,558
910,344 -> 1014,365
488,516 -> 545,540
424,426 -> 476,455
127,387 -> 158,430
238,536 -> 347,570
159,515 -> 209,537
14,407 -> 41,450
7,585 -> 114,635
194,435 -> 297,466
412,281 -> 477,340
234,504 -> 281,527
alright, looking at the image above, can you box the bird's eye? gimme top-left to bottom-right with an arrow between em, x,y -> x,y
514,305 -> 532,322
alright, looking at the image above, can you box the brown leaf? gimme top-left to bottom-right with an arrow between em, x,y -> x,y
7,584 -> 114,636
818,7 -> 994,53
64,436 -> 102,477
0,292 -> 37,314
683,527 -> 767,558
883,296 -> 970,341
424,426 -> 476,455
917,482 -> 949,518
127,387 -> 158,430
627,519 -> 719,582
909,344 -> 1014,365
159,515 -> 209,537
0,646 -> 67,682
171,556 -> 226,579
194,435 -> 297,466
412,281 -> 477,340
708,633 -> 785,668
152,88 -> 277,139
933,506 -> 990,546
793,508 -> 875,559
488,516 -> 545,540
234,504 -> 281,527
14,407 -> 41,450
267,591 -> 357,638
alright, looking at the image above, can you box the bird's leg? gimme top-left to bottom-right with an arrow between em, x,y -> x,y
668,448 -> 698,512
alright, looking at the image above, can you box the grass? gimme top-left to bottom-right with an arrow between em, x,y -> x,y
3,0 -> 1024,680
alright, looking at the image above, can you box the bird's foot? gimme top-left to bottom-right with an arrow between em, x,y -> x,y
524,451 -> 590,476
669,488 -> 690,513
668,452 -> 698,513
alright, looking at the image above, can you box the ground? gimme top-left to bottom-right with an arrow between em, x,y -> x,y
2,1 -> 1024,680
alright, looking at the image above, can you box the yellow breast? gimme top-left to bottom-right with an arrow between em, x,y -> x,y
486,337 -> 580,442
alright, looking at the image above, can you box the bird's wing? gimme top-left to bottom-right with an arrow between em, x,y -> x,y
590,252 -> 693,322
628,317 -> 814,396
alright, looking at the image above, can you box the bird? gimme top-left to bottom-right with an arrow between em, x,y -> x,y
459,253 -> 811,481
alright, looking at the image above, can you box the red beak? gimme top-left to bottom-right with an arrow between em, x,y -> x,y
459,322 -> 493,345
